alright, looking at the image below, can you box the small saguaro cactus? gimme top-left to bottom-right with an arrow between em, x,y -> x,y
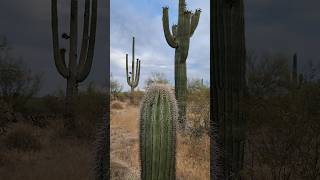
51,0 -> 97,129
126,37 -> 141,104
139,84 -> 178,180
162,0 -> 201,130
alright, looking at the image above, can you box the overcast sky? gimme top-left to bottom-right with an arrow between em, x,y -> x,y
0,0 -> 319,95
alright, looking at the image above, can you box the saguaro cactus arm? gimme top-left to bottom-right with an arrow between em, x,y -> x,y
132,59 -> 141,88
126,54 -> 131,85
190,9 -> 201,37
51,0 -> 69,78
162,7 -> 178,48
78,0 -> 91,68
77,0 -> 98,82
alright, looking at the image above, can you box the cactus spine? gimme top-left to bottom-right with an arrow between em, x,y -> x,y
126,37 -> 141,104
139,84 -> 177,180
51,0 -> 97,129
211,0 -> 246,179
162,0 -> 201,130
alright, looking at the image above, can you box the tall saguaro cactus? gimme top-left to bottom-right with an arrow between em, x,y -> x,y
51,0 -> 97,128
162,0 -> 201,130
125,37 -> 141,103
211,0 -> 246,179
140,84 -> 177,180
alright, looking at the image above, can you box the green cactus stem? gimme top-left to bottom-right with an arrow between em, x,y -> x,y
211,0 -> 247,179
126,37 -> 141,104
51,0 -> 97,129
162,0 -> 201,130
139,84 -> 177,180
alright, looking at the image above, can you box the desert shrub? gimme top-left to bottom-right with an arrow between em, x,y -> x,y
111,101 -> 124,110
242,60 -> 320,180
3,123 -> 41,152
117,92 -> 130,102
42,95 -> 65,116
73,82 -> 105,140
144,72 -> 170,88
186,78 -> 210,138
110,74 -> 123,100
131,90 -> 144,105
0,38 -> 42,111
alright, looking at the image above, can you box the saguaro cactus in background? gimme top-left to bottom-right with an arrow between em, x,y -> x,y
211,0 -> 246,179
162,0 -> 201,130
140,84 -> 177,180
292,53 -> 298,84
125,37 -> 141,103
51,0 -> 97,128
292,53 -> 304,87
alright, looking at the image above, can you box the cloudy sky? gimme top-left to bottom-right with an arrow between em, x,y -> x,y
110,0 -> 210,91
0,0 -> 319,95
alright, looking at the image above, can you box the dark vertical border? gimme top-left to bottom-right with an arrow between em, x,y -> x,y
105,0 -> 110,178
210,0 -> 214,179
106,0 -> 110,179
94,0 -> 110,179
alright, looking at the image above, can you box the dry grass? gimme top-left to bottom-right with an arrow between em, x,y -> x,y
0,119 -> 94,180
111,101 -> 125,110
110,101 -> 210,180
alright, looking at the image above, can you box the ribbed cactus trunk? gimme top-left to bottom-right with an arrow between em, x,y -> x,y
162,0 -> 201,130
126,37 -> 141,104
140,84 -> 178,180
51,0 -> 97,129
211,0 -> 246,179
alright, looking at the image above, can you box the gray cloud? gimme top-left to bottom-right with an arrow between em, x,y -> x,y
0,0 -> 108,95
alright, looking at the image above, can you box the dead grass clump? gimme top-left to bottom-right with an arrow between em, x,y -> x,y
111,161 -> 138,180
111,101 -> 124,110
3,123 -> 41,152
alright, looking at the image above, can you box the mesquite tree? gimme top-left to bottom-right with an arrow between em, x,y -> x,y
125,37 -> 141,104
162,0 -> 201,130
51,0 -> 97,129
211,0 -> 247,179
